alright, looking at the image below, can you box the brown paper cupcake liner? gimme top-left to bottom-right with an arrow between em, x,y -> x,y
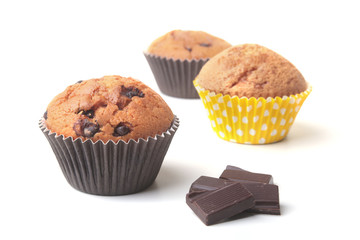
144,52 -> 208,98
39,116 -> 179,196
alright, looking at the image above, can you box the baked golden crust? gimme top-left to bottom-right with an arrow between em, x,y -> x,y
197,44 -> 307,98
45,75 -> 174,143
147,30 -> 231,60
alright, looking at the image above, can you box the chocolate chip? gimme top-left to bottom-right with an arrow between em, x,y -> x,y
83,110 -> 95,118
76,80 -> 83,84
43,111 -> 48,120
185,47 -> 192,52
199,43 -> 212,47
121,85 -> 145,99
73,120 -> 83,136
73,119 -> 99,138
83,122 -> 100,138
77,109 -> 95,118
113,122 -> 131,137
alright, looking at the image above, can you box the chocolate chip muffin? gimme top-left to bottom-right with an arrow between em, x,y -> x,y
197,44 -> 307,98
147,30 -> 231,60
144,30 -> 231,98
44,75 -> 174,143
40,75 -> 179,195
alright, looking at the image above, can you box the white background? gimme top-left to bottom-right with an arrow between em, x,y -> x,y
1,0 -> 359,239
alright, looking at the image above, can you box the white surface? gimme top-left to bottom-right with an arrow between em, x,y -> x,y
1,0 -> 360,239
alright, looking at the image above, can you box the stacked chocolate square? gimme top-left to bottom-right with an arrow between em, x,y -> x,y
186,166 -> 280,225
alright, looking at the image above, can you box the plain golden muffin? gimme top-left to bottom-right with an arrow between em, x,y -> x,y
44,75 -> 174,143
147,30 -> 231,60
197,44 -> 308,98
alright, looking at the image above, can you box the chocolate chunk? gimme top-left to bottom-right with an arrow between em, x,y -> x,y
189,176 -> 232,192
76,80 -> 83,84
188,176 -> 280,215
118,85 -> 144,110
186,190 -> 210,202
186,166 -> 280,225
241,182 -> 280,215
219,166 -> 279,214
186,182 -> 255,225
121,85 -> 145,99
113,122 -> 131,137
83,110 -> 95,119
43,111 -> 48,120
83,122 -> 100,138
73,119 -> 99,138
73,120 -> 83,136
225,165 -> 242,170
199,43 -> 212,47
220,166 -> 273,184
77,109 -> 95,119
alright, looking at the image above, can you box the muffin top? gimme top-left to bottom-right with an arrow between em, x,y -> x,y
197,44 -> 307,98
44,75 -> 174,143
147,30 -> 231,60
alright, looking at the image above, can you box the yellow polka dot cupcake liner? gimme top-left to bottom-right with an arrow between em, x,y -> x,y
194,79 -> 312,144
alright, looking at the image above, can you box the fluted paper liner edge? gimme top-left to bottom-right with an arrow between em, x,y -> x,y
144,52 -> 208,99
39,116 -> 180,195
194,79 -> 312,144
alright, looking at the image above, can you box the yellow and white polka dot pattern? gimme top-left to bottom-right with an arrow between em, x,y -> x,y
194,79 -> 312,144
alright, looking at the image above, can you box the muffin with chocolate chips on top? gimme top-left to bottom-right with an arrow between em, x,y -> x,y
147,30 -> 231,60
144,30 -> 231,98
44,75 -> 174,143
40,75 -> 179,195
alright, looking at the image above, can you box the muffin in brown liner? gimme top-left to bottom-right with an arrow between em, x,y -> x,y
39,116 -> 179,196
144,30 -> 231,98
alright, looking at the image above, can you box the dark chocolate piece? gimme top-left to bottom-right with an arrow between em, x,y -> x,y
220,166 -> 273,184
113,122 -> 131,137
73,119 -> 100,138
186,182 -> 255,225
189,176 -> 280,215
186,190 -> 210,203
83,110 -> 95,119
241,182 -> 280,215
43,111 -> 48,120
77,109 -> 95,118
225,165 -> 243,170
189,176 -> 232,192
83,123 -> 99,138
117,85 -> 144,110
73,119 -> 84,136
76,80 -> 83,84
121,85 -> 144,99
